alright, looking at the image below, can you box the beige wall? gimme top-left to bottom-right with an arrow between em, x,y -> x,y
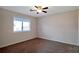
0,8 -> 79,47
0,8 -> 37,47
78,11 -> 79,45
38,10 -> 78,46
0,9 -> 2,45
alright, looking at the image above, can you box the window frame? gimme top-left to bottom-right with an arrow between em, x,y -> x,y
13,16 -> 31,32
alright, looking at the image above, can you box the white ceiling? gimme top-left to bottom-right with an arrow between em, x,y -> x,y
0,6 -> 79,18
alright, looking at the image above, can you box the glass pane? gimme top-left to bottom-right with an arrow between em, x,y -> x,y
23,21 -> 30,31
14,20 -> 22,32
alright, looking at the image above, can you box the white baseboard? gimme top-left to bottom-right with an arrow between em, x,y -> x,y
0,37 -> 36,48
39,37 -> 79,46
0,37 -> 79,48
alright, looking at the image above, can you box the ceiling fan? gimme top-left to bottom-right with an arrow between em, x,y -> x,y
30,6 -> 48,14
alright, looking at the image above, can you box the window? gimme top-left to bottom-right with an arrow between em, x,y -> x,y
13,17 -> 30,32
23,21 -> 30,31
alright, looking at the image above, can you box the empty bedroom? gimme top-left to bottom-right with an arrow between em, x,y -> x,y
0,6 -> 79,53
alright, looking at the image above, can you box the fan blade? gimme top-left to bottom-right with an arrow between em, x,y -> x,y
43,7 -> 48,9
35,6 -> 38,8
43,11 -> 47,13
30,9 -> 34,11
30,9 -> 36,11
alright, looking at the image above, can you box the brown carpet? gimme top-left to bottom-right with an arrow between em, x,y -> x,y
0,38 -> 79,53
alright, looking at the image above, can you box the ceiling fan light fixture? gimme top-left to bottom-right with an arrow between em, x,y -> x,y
30,6 -> 48,14
37,9 -> 42,12
34,6 -> 42,13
